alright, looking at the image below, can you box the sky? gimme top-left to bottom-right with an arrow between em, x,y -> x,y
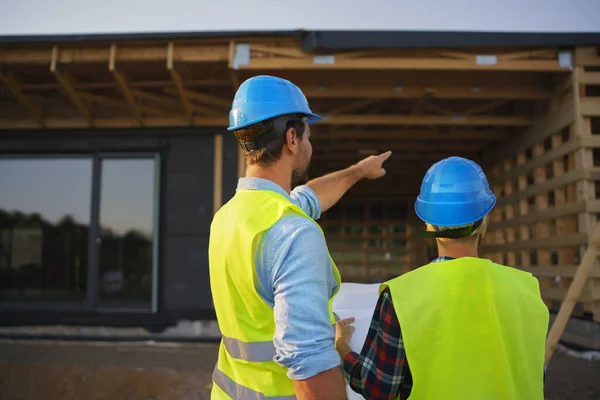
0,158 -> 156,236
0,0 -> 598,37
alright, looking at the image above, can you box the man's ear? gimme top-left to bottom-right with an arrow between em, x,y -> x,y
285,127 -> 298,154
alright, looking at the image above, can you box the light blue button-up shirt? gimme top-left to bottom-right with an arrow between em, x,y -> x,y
236,177 -> 340,381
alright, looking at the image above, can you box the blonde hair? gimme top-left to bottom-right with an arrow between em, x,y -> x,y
425,215 -> 489,245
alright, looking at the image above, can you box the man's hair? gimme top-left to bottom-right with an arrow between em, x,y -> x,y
234,114 -> 306,167
426,216 -> 489,247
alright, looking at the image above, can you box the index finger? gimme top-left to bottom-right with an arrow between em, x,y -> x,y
338,317 -> 356,325
379,151 -> 392,161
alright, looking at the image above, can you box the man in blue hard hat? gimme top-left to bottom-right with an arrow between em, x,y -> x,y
208,75 -> 391,400
335,156 -> 549,400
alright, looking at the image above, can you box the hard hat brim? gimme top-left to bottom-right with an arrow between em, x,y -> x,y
227,112 -> 321,131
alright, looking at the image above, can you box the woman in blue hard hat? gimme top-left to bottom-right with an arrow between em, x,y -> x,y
208,75 -> 391,400
335,156 -> 549,400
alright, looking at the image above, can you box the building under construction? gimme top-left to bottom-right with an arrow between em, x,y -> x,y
1,6 -> 599,349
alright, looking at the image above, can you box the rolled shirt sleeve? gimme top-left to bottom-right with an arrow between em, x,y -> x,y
290,185 -> 322,221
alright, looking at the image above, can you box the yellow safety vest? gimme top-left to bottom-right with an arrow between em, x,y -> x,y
381,257 -> 548,400
208,189 -> 341,400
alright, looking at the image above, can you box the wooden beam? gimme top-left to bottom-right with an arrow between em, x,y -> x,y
484,95 -> 574,166
313,129 -> 508,141
167,42 -> 194,125
301,85 -> 551,100
0,115 -> 227,130
521,265 -> 600,279
497,168 -> 600,207
545,222 -> 600,363
580,99 -> 600,117
109,44 -> 143,125
78,92 -> 175,116
131,90 -> 181,109
21,79 -> 231,92
574,46 -> 600,67
181,89 -> 231,110
482,233 -> 589,252
1,43 -> 229,64
0,71 -> 43,126
490,137 -> 588,184
331,99 -> 379,115
240,55 -> 567,72
319,114 -> 533,126
419,100 -> 453,115
464,100 -> 508,115
50,46 -> 92,125
162,88 -> 224,115
578,71 -> 600,85
314,141 -> 484,152
488,201 -> 588,231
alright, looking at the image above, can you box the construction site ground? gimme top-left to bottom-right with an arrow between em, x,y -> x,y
0,340 -> 598,400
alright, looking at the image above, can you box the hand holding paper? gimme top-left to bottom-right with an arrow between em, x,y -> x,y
335,317 -> 356,360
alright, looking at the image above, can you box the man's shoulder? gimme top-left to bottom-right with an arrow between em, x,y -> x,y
264,210 -> 323,244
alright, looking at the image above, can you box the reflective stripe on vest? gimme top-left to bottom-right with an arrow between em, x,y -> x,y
223,336 -> 276,363
212,366 -> 296,400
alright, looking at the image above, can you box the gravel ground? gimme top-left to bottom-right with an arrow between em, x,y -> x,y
0,340 -> 598,399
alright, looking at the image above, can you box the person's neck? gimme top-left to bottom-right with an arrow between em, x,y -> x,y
436,241 -> 479,259
245,163 -> 292,194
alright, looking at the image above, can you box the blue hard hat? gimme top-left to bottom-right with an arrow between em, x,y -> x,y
415,156 -> 496,227
227,75 -> 321,131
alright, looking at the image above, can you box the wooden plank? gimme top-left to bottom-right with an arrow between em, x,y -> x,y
313,129 -> 507,141
213,134 -> 223,214
319,114 -> 533,126
0,115 -> 227,129
578,71 -> 600,85
482,233 -> 589,252
0,71 -> 43,126
497,168 -> 598,207
541,286 -> 598,303
490,137 -> 583,184
250,43 -> 305,58
580,99 -> 600,117
0,43 -> 229,64
331,99 -> 379,115
179,89 -> 231,110
521,266 -> 600,278
485,96 -> 574,166
301,85 -> 551,100
314,141 -> 483,152
488,201 -> 588,231
575,46 -> 600,67
50,46 -> 92,125
242,57 -> 567,72
21,79 -> 231,92
464,100 -> 508,115
78,92 -> 174,116
546,222 -> 600,362
109,44 -> 142,125
167,42 -> 194,125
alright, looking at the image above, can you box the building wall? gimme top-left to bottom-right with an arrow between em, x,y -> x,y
0,128 -> 237,329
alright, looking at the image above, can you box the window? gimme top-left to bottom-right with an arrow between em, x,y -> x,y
0,158 -> 92,304
0,155 -> 159,311
98,158 -> 158,309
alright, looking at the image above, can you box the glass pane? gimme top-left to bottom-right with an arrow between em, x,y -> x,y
98,158 -> 156,309
0,158 -> 92,304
